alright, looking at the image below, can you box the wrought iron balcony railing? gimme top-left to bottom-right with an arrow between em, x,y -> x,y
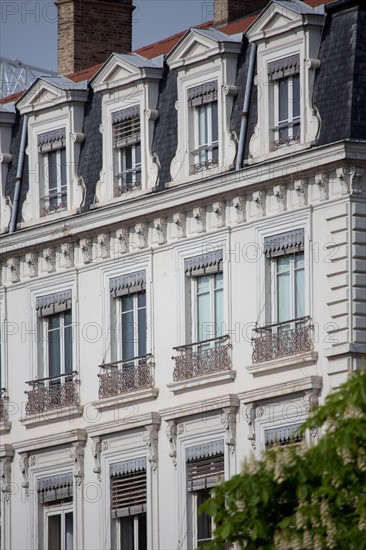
25,371 -> 79,416
0,388 -> 8,422
172,335 -> 231,382
252,316 -> 313,364
98,354 -> 154,399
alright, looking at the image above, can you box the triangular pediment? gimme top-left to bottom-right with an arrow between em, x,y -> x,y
17,79 -> 67,113
167,28 -> 240,69
262,10 -> 294,32
246,1 -> 315,40
91,53 -> 163,91
32,87 -> 59,105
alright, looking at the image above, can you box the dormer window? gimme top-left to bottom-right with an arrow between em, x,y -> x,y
268,55 -> 301,149
188,81 -> 219,173
38,129 -> 67,216
112,106 -> 142,195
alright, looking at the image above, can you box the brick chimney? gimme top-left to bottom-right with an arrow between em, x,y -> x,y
214,0 -> 268,26
56,0 -> 134,75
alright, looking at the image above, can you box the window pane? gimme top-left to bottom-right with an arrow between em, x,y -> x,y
211,102 -> 218,143
292,75 -> 300,118
60,148 -> 67,191
122,295 -> 134,313
215,288 -> 223,338
277,271 -> 291,323
197,275 -> 210,294
279,79 -> 289,123
135,143 -> 141,166
138,513 -> 147,550
138,292 -> 146,309
197,489 -> 212,545
65,512 -> 73,550
122,310 -> 135,361
197,277 -> 211,341
214,272 -> 223,290
64,325 -> 73,374
48,514 -> 61,550
138,306 -> 147,357
198,105 -> 208,148
48,151 -> 58,191
120,516 -> 134,549
48,315 -> 61,378
295,266 -> 305,318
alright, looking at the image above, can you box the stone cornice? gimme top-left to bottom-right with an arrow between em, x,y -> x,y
85,411 -> 161,438
238,376 -> 323,403
12,429 -> 87,453
160,394 -> 240,420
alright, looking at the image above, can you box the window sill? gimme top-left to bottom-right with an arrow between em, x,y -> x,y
20,405 -> 84,428
167,369 -> 236,395
247,140 -> 312,165
92,387 -> 159,411
247,351 -> 318,376
0,421 -> 12,434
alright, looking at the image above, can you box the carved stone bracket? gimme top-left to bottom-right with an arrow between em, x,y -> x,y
294,178 -> 308,205
8,257 -> 20,283
173,212 -> 186,239
243,403 -> 264,450
193,207 -> 206,233
80,238 -> 92,264
19,453 -> 30,491
115,228 -> 129,254
273,184 -> 287,211
43,247 -> 56,273
0,455 -> 13,502
71,132 -> 85,144
97,233 -> 110,259
233,196 -> 246,223
222,407 -> 237,454
315,172 -> 329,201
142,425 -> 159,471
165,420 -> 184,467
213,201 -> 226,228
253,190 -> 266,218
25,252 -> 38,278
154,218 -> 167,245
70,442 -> 85,486
135,223 -> 148,249
222,83 -> 238,96
61,243 -> 74,268
336,166 -> 364,195
91,438 -> 103,480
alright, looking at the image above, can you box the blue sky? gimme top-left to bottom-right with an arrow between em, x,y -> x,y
0,0 -> 211,71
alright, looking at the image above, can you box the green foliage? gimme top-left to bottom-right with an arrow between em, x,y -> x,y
200,370 -> 366,550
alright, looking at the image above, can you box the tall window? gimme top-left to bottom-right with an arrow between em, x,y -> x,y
268,54 -> 300,149
188,81 -> 219,173
37,473 -> 73,550
186,440 -> 224,548
185,250 -> 223,343
38,129 -> 67,215
110,457 -> 147,550
112,106 -> 141,195
110,271 -> 147,363
264,229 -> 305,326
36,291 -> 73,380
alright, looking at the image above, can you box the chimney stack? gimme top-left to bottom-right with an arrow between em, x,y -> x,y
214,0 -> 268,26
56,0 -> 134,75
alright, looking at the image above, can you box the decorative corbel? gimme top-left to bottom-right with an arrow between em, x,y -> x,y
273,184 -> 287,211
146,109 -> 159,121
173,212 -> 186,239
61,242 -> 74,268
71,132 -> 85,144
233,196 -> 246,223
253,190 -> 266,217
165,421 -> 183,467
8,257 -> 20,283
97,233 -> 110,259
222,407 -> 237,454
135,223 -> 148,249
0,455 -> 13,501
79,238 -> 92,264
142,425 -> 159,471
154,218 -> 167,245
115,228 -> 129,254
213,201 -> 226,228
43,247 -> 56,273
243,403 -> 264,450
222,84 -> 238,96
337,166 -> 364,195
70,442 -> 85,486
294,178 -> 308,205
19,453 -> 30,491
25,252 -> 38,278
193,207 -> 206,233
315,172 -> 329,201
91,438 -> 102,480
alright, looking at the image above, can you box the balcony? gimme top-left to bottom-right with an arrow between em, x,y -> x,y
252,316 -> 313,364
172,335 -> 231,382
25,371 -> 80,416
98,354 -> 155,400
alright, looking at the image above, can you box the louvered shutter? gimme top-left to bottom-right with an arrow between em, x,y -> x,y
186,440 -> 224,492
264,423 -> 304,449
110,457 -> 147,518
263,229 -> 304,257
109,271 -> 146,297
112,106 -> 140,149
36,290 -> 72,317
184,250 -> 223,276
37,472 -> 73,503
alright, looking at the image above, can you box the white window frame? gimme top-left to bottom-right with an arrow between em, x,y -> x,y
115,511 -> 147,550
39,310 -> 73,382
113,113 -> 142,195
44,503 -> 73,550
189,487 -> 214,547
116,291 -> 147,363
272,74 -> 301,149
189,272 -> 223,344
192,101 -> 219,174
269,250 -> 305,325
41,147 -> 67,215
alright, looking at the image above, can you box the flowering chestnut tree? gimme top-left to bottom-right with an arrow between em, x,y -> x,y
201,369 -> 366,550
